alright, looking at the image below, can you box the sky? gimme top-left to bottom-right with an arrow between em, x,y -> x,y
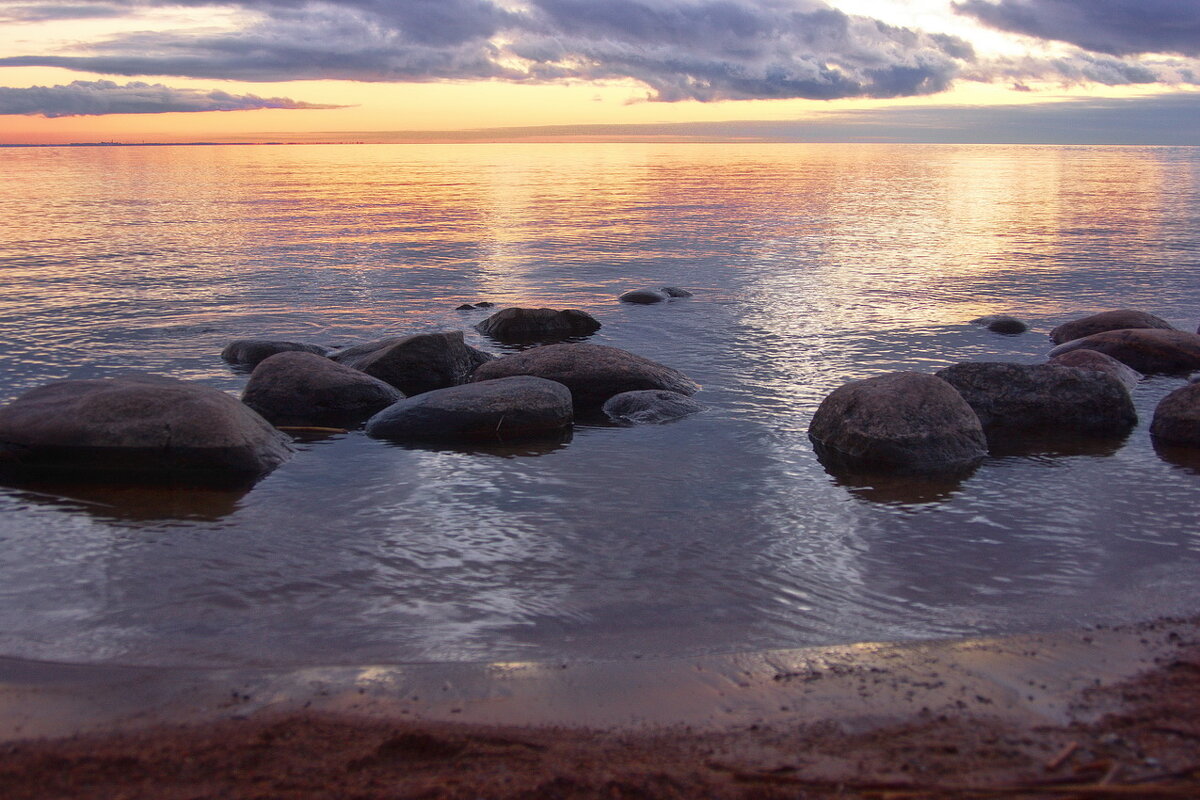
0,0 -> 1198,144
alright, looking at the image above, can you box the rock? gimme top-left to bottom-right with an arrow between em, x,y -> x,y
472,343 -> 700,409
808,372 -> 986,473
1049,309 -> 1174,345
1048,349 -> 1142,391
971,315 -> 1028,334
365,376 -> 572,442
220,339 -> 328,368
455,304 -> 476,311
602,390 -> 705,424
935,361 -> 1136,434
1150,382 -> 1200,447
661,287 -> 693,298
330,331 -> 493,396
1047,328 -> 1200,374
474,307 -> 601,343
242,351 -> 404,427
0,374 -> 294,485
618,288 -> 671,304
474,302 -> 495,308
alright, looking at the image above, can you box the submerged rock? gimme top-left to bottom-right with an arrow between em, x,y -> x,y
366,376 -> 572,442
808,372 -> 986,473
220,339 -> 328,368
618,288 -> 671,304
1048,349 -> 1142,391
1150,382 -> 1200,447
242,351 -> 403,427
1049,309 -> 1174,345
0,374 -> 293,485
330,331 -> 493,396
602,390 -> 705,424
971,315 -> 1028,334
1047,328 -> 1200,374
472,343 -> 699,408
935,361 -> 1136,434
474,307 -> 601,343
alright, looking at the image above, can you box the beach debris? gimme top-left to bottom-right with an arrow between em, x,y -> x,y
602,389 -> 705,424
808,371 -> 986,473
472,342 -> 699,409
1047,328 -> 1200,374
1050,309 -> 1175,345
366,376 -> 572,442
0,374 -> 293,485
474,307 -> 601,343
220,338 -> 328,368
330,331 -> 493,397
242,350 -> 403,428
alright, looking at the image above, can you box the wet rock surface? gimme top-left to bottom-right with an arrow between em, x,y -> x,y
331,331 -> 493,396
220,339 -> 329,368
1150,382 -> 1200,447
242,351 -> 403,428
1047,328 -> 1200,374
1049,309 -> 1175,345
0,374 -> 293,485
971,315 -> 1029,334
1048,348 -> 1142,391
366,376 -> 572,442
602,390 -> 705,424
808,371 -> 987,473
472,343 -> 700,409
475,307 -> 601,343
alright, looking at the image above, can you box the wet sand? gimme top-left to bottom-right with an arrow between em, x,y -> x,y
2,617 -> 1199,798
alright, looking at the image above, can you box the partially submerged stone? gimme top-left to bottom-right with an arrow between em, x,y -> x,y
220,339 -> 328,368
971,315 -> 1028,334
474,307 -> 601,343
472,343 -> 699,409
330,331 -> 493,396
1048,349 -> 1142,392
1150,382 -> 1200,447
618,288 -> 670,304
1049,309 -> 1175,345
242,351 -> 403,427
1047,328 -> 1200,374
808,372 -> 986,473
366,376 -> 572,442
936,361 -> 1136,434
602,390 -> 705,424
0,374 -> 293,485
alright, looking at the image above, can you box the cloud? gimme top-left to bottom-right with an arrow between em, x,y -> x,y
955,0 -> 1200,57
0,79 -> 345,116
0,3 -> 125,22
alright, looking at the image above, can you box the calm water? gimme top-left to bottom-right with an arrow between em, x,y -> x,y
1,143 -> 1198,668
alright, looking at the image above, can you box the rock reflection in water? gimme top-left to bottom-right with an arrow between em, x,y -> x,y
819,462 -> 978,505
5,481 -> 246,523
984,429 -> 1131,458
378,429 -> 574,459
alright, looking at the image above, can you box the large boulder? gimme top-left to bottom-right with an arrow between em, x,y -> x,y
330,331 -> 493,396
221,339 -> 328,368
602,390 -> 705,424
1047,328 -> 1200,374
1048,349 -> 1142,391
365,376 -> 572,442
808,372 -> 986,473
474,307 -> 601,343
1049,309 -> 1174,345
0,374 -> 293,485
1150,382 -> 1200,447
971,315 -> 1028,334
472,343 -> 699,409
935,361 -> 1136,434
242,351 -> 403,427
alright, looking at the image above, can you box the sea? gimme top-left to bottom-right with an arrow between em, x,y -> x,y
0,142 -> 1198,668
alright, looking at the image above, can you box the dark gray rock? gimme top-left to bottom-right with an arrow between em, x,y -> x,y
1150,382 -> 1200,447
221,339 -> 328,368
366,376 -> 572,442
330,331 -> 494,396
242,351 -> 404,427
1049,309 -> 1174,345
0,374 -> 293,485
661,287 -> 693,298
1047,328 -> 1200,374
971,315 -> 1028,334
474,307 -> 601,342
472,343 -> 700,409
935,361 -> 1136,434
1048,349 -> 1142,391
618,288 -> 670,304
455,304 -> 476,311
602,390 -> 705,424
808,372 -> 986,473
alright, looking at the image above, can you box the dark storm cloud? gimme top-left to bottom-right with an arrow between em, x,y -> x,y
955,0 -> 1200,57
0,0 -> 974,101
0,79 -> 345,116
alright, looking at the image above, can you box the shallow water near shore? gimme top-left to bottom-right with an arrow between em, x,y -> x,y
0,142 -> 1198,668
